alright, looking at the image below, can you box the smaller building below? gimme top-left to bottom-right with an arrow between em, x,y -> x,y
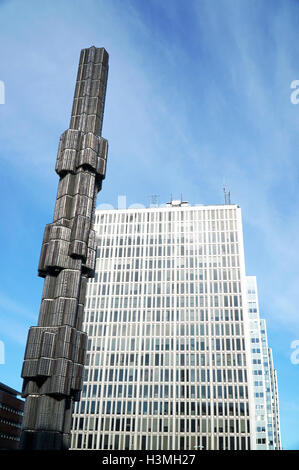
0,382 -> 24,450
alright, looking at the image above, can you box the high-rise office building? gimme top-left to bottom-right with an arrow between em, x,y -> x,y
71,201 -> 280,450
247,276 -> 281,450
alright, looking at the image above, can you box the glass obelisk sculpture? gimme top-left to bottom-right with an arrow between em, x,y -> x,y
19,46 -> 109,450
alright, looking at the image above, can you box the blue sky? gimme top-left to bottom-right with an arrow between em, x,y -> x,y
0,0 -> 298,449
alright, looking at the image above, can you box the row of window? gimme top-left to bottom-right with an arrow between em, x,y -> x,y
86,352 -> 247,369
75,400 -> 249,418
256,438 -> 266,444
97,252 -> 242,273
0,417 -> 22,428
85,354 -> 246,371
95,221 -> 238,236
95,221 -> 239,236
95,219 -> 238,234
86,294 -> 242,310
97,245 -> 240,259
85,337 -> 246,356
89,281 -> 242,296
96,232 -> 239,246
0,432 -> 20,441
73,416 -> 250,435
94,268 -> 241,283
84,364 -> 248,387
0,402 -> 23,416
96,213 -> 238,226
97,232 -> 240,246
85,352 -> 246,374
96,207 -> 237,222
81,383 -> 249,401
72,431 -> 250,450
86,366 -> 248,384
86,322 -> 245,339
84,308 -> 244,323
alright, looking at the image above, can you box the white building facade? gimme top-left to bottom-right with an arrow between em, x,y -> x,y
71,201 -> 263,450
247,276 -> 281,449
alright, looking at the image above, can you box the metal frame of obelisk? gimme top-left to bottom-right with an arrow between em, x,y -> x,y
19,46 -> 109,450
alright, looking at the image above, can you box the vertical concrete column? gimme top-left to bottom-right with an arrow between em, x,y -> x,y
19,47 -> 109,450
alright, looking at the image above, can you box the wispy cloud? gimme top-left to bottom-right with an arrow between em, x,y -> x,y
0,318 -> 29,347
0,292 -> 35,321
0,292 -> 36,347
0,0 -> 299,448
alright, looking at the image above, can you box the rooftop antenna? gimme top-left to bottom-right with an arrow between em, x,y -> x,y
223,186 -> 231,205
149,194 -> 160,207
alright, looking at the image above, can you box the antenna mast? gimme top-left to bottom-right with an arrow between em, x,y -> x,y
223,186 -> 231,205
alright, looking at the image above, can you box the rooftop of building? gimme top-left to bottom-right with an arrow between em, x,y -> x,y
95,200 -> 239,213
0,382 -> 22,397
